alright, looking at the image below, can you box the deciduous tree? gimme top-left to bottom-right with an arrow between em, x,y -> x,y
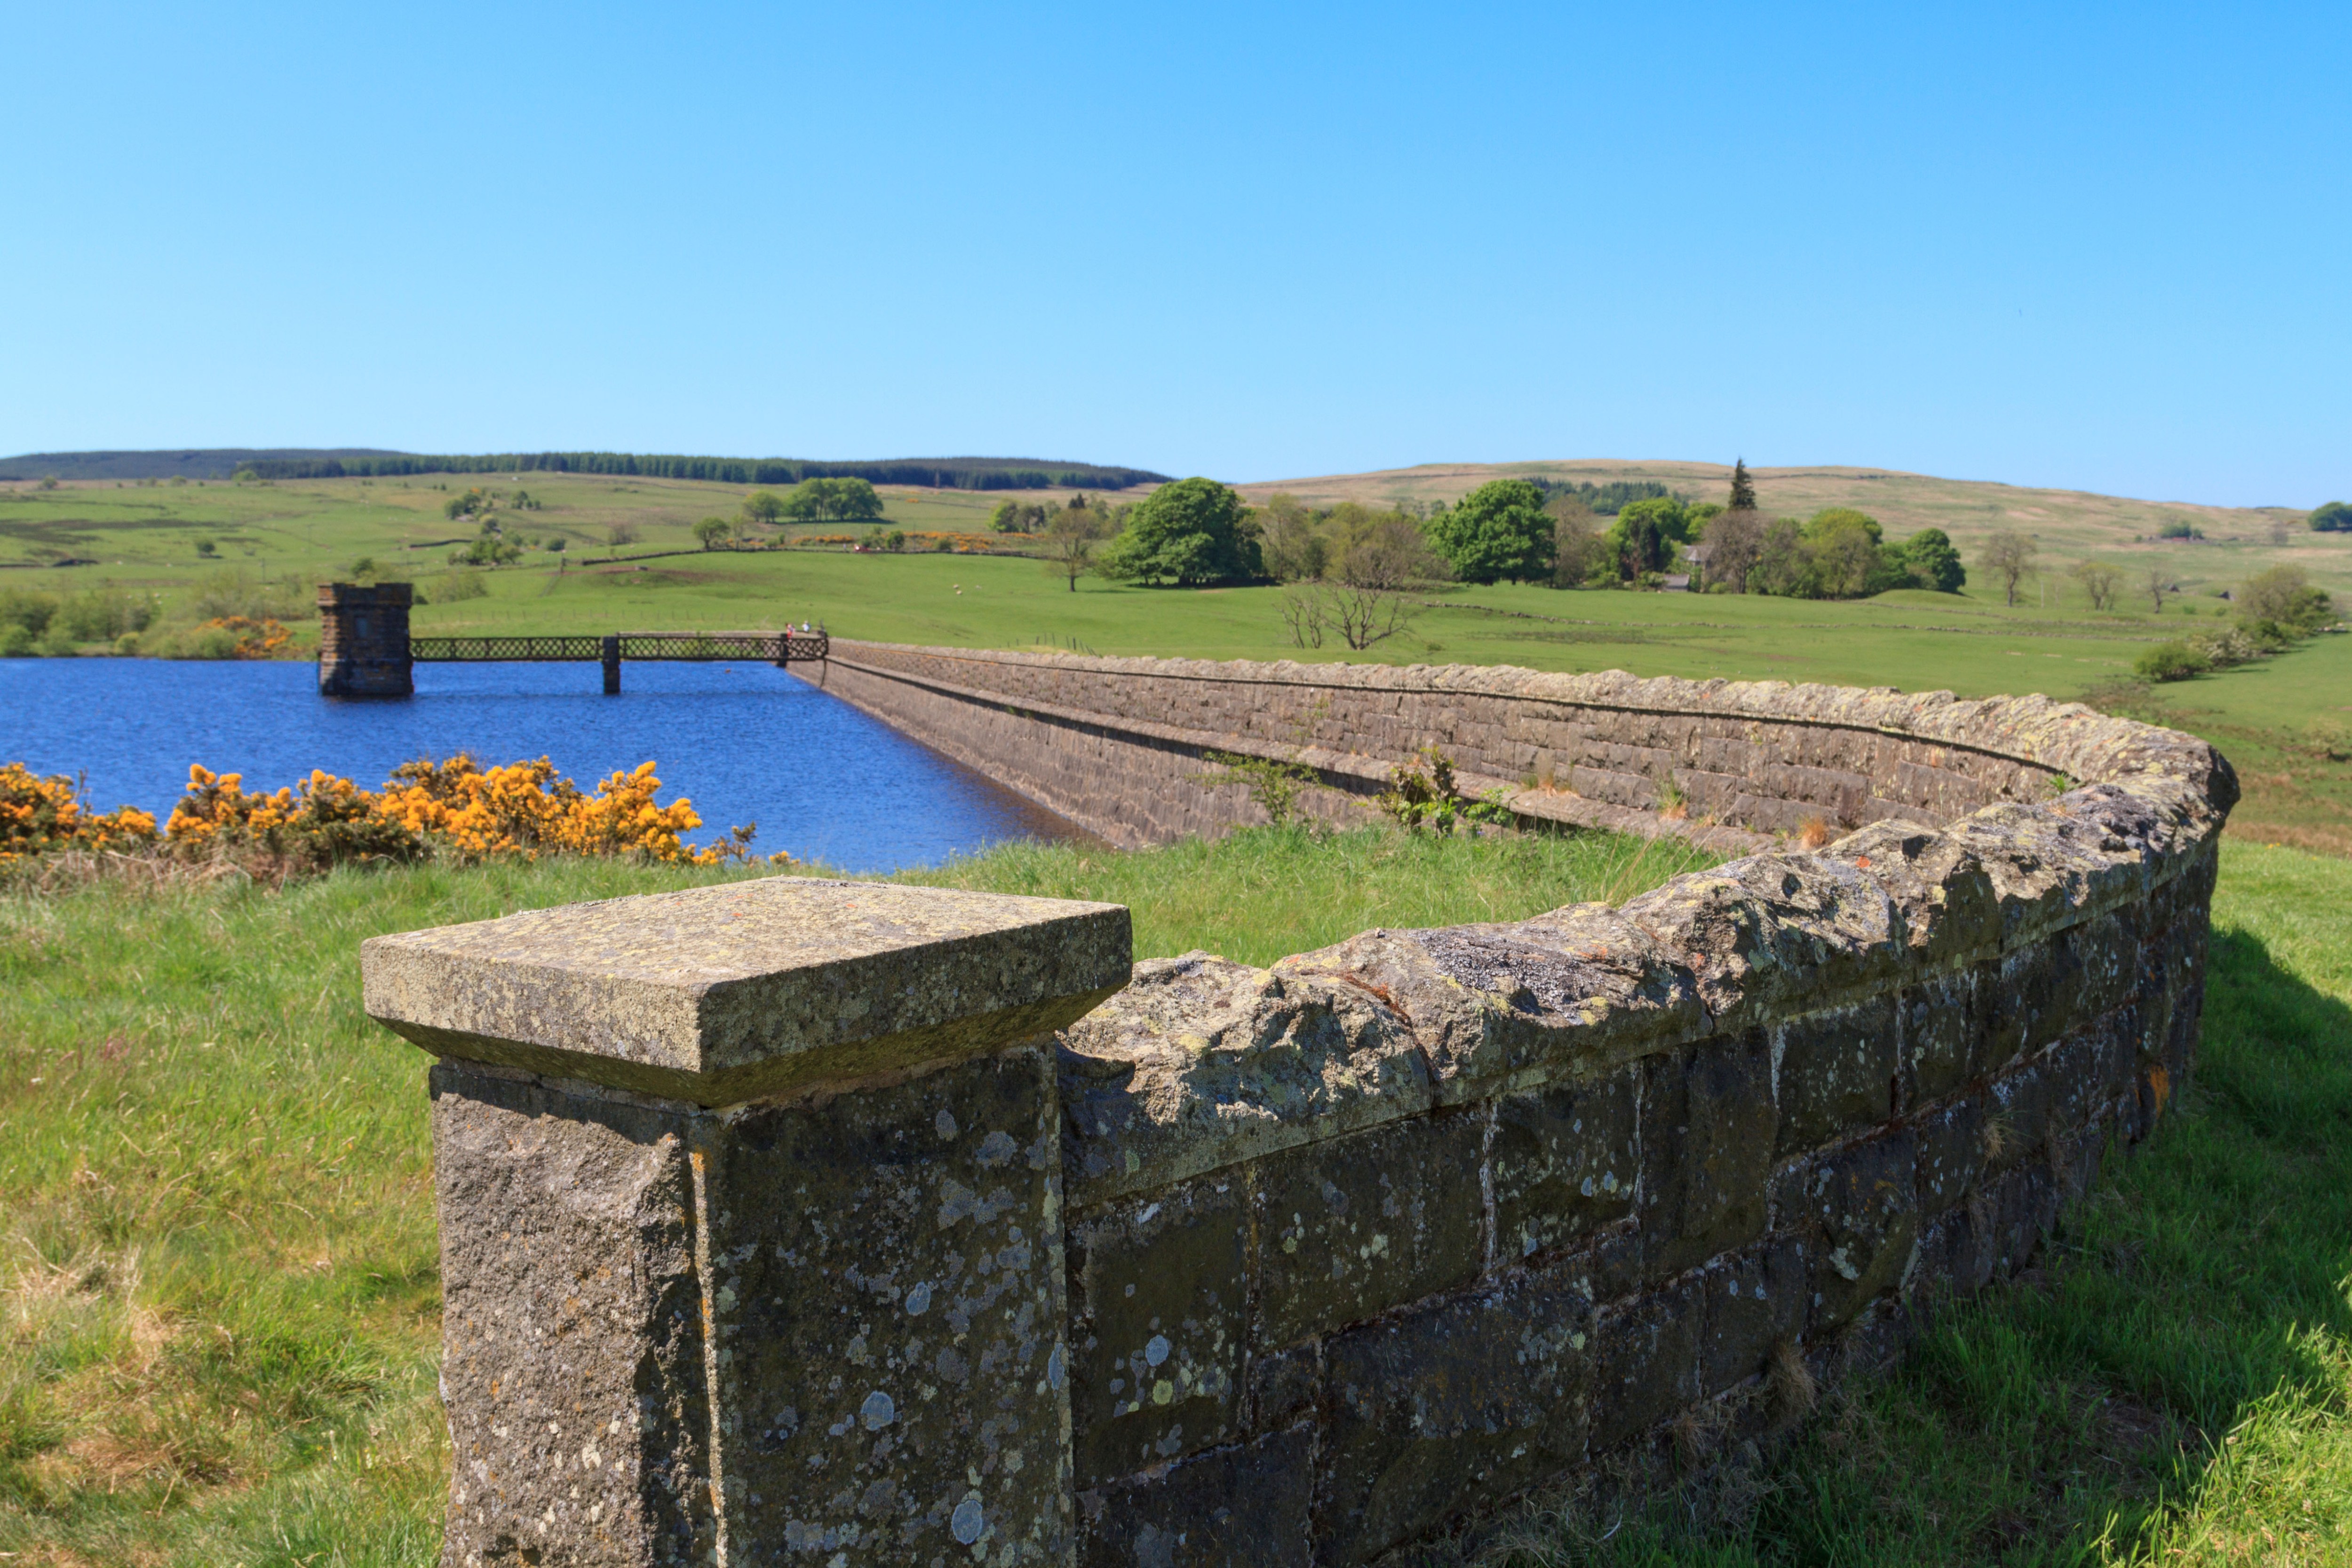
1426,480 -> 1553,584
1097,478 -> 1260,585
1981,531 -> 2036,606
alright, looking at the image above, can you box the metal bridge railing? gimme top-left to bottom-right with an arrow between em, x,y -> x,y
411,631 -> 828,663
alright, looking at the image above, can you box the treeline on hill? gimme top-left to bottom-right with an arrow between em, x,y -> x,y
228,451 -> 1167,491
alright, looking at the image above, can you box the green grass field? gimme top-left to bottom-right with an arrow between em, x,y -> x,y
0,832 -> 2344,1565
5,471 -> 2345,853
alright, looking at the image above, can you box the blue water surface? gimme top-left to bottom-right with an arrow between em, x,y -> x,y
0,658 -> 1084,872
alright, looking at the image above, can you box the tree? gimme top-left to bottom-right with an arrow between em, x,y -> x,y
1425,480 -> 1553,584
693,516 -> 732,550
1802,509 -> 1886,598
1698,508 -> 1764,593
1727,458 -> 1757,511
741,491 -> 786,530
1552,501 -> 1607,587
2069,559 -> 2121,611
1039,505 -> 1109,592
779,477 -> 883,522
1258,494 -> 1328,583
606,523 -> 638,548
1900,529 -> 1965,593
1096,478 -> 1260,585
2310,501 -> 2352,533
2141,566 -> 2171,614
2237,565 -> 2338,632
1981,531 -> 2036,606
1605,496 -> 1692,581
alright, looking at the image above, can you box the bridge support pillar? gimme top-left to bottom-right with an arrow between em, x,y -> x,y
317,582 -> 413,698
601,634 -> 621,694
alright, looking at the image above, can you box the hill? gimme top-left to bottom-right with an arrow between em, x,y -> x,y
0,448 -> 1168,491
0,448 -> 408,482
1236,459 -> 2348,601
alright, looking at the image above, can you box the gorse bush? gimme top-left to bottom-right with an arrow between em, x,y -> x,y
0,756 -> 778,876
0,764 -> 160,860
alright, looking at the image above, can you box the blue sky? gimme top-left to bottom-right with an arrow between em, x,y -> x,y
5,2 -> 2345,506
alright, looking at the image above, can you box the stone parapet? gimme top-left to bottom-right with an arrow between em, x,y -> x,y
369,651 -> 2236,1565
365,878 -> 1130,1567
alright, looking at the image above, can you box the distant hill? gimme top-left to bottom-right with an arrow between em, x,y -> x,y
1233,458 -> 2347,598
0,448 -> 1169,492
0,448 -> 408,482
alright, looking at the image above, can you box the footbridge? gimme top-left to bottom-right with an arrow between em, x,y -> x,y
316,582 -> 826,696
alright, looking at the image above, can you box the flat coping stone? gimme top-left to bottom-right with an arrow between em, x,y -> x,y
362,875 -> 1131,1105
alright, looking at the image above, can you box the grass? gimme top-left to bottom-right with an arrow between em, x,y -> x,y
1476,840 -> 2352,1566
0,825 -> 1708,1563
1,835 -> 2344,1563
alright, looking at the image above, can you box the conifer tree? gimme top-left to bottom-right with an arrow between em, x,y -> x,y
1728,458 -> 1757,511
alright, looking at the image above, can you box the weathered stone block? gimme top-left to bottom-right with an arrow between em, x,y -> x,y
1069,1179 -> 1247,1482
1321,1265 -> 1594,1564
429,1063 -> 713,1566
696,1049 -> 1070,1561
1636,1032 -> 1778,1280
1698,1239 -> 1806,1398
1899,970 -> 1979,1102
1590,1275 -> 1703,1451
1245,1341 -> 1320,1435
1772,995 -> 1900,1155
1986,1055 -> 2053,1171
1780,1131 -> 1918,1328
1913,1094 -> 1984,1217
1490,1066 -> 1639,1263
365,877 -> 1130,1104
1077,1427 -> 1315,1568
1255,1111 -> 1486,1348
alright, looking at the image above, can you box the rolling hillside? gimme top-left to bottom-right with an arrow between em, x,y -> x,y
1235,459 -> 2350,600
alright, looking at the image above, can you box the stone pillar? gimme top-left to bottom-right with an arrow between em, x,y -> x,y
361,878 -> 1130,1568
317,581 -> 413,696
603,633 -> 622,695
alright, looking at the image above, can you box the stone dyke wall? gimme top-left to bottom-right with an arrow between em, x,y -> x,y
802,640 -> 2130,854
365,652 -> 2236,1567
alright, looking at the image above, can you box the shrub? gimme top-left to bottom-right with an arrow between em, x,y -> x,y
1377,746 -> 1514,833
0,588 -> 60,637
2305,716 -> 2352,761
2236,565 -> 2337,634
2134,641 -> 2209,682
0,764 -> 157,860
428,569 -> 489,604
1192,751 -> 1318,825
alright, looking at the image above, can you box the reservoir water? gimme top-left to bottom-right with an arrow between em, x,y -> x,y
0,657 -> 1086,872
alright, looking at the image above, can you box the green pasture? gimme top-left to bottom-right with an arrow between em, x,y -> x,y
1,833 -> 2347,1564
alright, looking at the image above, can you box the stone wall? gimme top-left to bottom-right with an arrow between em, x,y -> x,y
317,581 -> 413,697
803,640 -> 2149,854
368,652 -> 2236,1567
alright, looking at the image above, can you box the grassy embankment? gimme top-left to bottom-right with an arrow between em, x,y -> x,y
0,826 -> 1706,1564
1,830 -> 2347,1564
5,469 -> 2346,850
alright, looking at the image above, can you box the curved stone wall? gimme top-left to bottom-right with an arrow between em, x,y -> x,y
805,641 -> 2236,1565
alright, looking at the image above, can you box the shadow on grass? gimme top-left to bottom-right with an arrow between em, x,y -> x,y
1478,923 -> 2352,1567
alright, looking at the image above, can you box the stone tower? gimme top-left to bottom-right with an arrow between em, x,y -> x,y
317,581 -> 413,697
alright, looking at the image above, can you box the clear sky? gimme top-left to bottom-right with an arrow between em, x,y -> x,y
5,2 -> 2345,506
